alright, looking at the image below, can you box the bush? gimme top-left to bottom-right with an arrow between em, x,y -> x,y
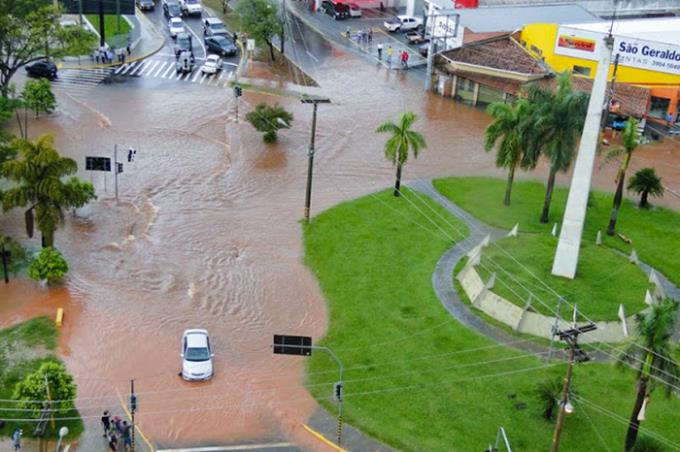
12,360 -> 77,416
245,102 -> 293,143
28,247 -> 68,285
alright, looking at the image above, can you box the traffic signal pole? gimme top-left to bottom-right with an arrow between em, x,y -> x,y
130,379 -> 136,452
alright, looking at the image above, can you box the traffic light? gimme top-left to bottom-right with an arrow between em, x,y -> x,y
129,394 -> 137,412
234,85 -> 242,97
333,382 -> 343,402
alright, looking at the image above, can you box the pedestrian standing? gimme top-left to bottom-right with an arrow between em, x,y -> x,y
126,36 -> 132,55
386,45 -> 393,66
106,50 -> 113,64
113,415 -> 123,436
12,428 -> 22,451
377,43 -> 383,60
95,50 -> 101,64
122,421 -> 132,450
402,50 -> 409,69
127,148 -> 133,162
368,28 -> 373,44
108,431 -> 118,451
102,410 -> 111,437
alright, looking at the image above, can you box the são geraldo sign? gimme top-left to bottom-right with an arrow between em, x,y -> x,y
554,26 -> 680,76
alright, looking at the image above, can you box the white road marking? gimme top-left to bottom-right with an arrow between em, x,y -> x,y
153,61 -> 168,77
121,62 -> 137,75
199,73 -> 207,84
142,60 -> 160,76
156,443 -> 295,452
130,62 -> 146,76
114,64 -> 128,74
162,63 -> 175,78
191,71 -> 202,82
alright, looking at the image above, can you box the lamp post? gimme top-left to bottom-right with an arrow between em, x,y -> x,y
301,97 -> 331,222
56,426 -> 69,452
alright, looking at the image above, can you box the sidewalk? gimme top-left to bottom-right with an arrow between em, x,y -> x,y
59,9 -> 165,70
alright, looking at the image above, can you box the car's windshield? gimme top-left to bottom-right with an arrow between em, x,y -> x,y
185,347 -> 210,361
210,23 -> 225,30
187,0 -> 199,4
178,36 -> 190,46
214,37 -> 230,46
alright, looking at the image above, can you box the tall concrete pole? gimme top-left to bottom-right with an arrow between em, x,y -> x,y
551,34 -> 614,279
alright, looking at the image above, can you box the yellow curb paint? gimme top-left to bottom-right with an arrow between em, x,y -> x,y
55,308 -> 64,327
59,37 -> 165,71
116,389 -> 156,452
302,424 -> 347,452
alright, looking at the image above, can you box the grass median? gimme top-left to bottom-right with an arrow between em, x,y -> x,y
0,317 -> 82,440
303,187 -> 680,451
433,177 -> 680,288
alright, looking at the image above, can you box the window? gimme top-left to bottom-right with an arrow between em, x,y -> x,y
649,96 -> 670,119
572,65 -> 591,76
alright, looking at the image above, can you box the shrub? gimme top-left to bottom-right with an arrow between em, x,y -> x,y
12,360 -> 77,416
28,247 -> 68,285
245,102 -> 293,143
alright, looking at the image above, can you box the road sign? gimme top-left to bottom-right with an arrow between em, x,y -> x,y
61,0 -> 135,15
86,156 -> 111,172
273,334 -> 312,356
117,163 -> 124,174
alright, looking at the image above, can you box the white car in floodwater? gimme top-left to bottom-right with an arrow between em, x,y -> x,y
168,17 -> 186,39
180,329 -> 214,381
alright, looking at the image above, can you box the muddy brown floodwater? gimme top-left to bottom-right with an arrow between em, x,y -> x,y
2,43 -> 680,450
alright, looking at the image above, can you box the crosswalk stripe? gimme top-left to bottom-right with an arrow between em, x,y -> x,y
153,61 -> 167,77
192,71 -> 201,82
162,63 -> 175,79
115,64 -> 129,74
121,62 -> 137,75
142,60 -> 159,76
200,74 -> 207,84
131,62 -> 146,76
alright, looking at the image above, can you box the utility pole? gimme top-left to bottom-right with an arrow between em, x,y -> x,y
550,322 -> 597,452
547,297 -> 564,362
129,379 -> 137,452
280,0 -> 286,55
98,0 -> 106,48
114,145 -> 119,202
301,97 -> 331,222
1,240 -> 9,284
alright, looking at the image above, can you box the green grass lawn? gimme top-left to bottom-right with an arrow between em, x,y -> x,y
303,188 -> 680,451
85,14 -> 131,48
0,317 -> 83,440
474,235 -> 652,321
433,177 -> 680,289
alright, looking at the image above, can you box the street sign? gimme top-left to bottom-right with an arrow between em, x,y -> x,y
61,0 -> 135,15
247,39 -> 256,51
117,163 -> 124,174
273,334 -> 312,356
86,156 -> 111,172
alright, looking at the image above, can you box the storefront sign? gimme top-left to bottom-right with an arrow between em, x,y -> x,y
426,13 -> 462,51
554,26 -> 680,76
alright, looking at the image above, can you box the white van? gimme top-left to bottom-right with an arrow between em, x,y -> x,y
181,0 -> 202,16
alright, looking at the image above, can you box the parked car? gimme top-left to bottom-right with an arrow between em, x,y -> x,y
163,0 -> 183,18
321,0 -> 349,20
25,60 -> 58,80
348,2 -> 362,17
405,30 -> 429,44
205,36 -> 237,57
174,32 -> 193,57
176,51 -> 195,74
180,329 -> 214,381
168,17 -> 186,38
384,15 -> 423,32
201,54 -> 223,74
136,0 -> 155,11
203,17 -> 229,37
180,0 -> 202,16
418,42 -> 430,57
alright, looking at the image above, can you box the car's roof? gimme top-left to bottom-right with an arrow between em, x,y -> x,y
170,17 -> 183,22
397,15 -> 413,19
206,54 -> 220,60
205,17 -> 223,24
186,332 -> 208,348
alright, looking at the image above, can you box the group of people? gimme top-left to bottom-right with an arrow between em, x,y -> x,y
92,39 -> 132,65
375,44 -> 409,68
101,410 -> 133,451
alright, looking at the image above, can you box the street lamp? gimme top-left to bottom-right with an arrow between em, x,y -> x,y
301,96 -> 331,222
56,426 -> 69,452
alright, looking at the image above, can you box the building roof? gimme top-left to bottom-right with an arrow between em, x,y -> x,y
440,35 -> 550,77
566,17 -> 680,46
426,3 -> 599,33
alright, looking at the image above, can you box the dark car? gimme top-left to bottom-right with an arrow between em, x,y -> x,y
136,0 -> 155,11
321,0 -> 349,20
164,1 -> 182,18
25,60 -> 57,80
174,33 -> 193,57
205,36 -> 237,57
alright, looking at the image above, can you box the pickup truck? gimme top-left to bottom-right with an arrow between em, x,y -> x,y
405,31 -> 429,44
383,15 -> 423,32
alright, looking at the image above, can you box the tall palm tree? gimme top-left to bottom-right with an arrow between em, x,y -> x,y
0,134 -> 94,247
376,112 -> 427,197
627,167 -> 664,209
618,298 -> 680,451
484,98 -> 537,206
606,118 -> 640,236
529,74 -> 589,223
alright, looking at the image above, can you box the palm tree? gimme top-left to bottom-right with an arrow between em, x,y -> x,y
627,167 -> 664,209
617,298 -> 680,451
376,112 -> 427,197
1,134 -> 95,247
606,118 -> 640,236
528,74 -> 589,223
484,98 -> 537,206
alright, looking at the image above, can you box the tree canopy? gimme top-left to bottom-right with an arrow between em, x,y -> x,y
235,0 -> 282,61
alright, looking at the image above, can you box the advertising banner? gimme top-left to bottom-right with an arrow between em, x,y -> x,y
427,13 -> 462,51
554,26 -> 680,76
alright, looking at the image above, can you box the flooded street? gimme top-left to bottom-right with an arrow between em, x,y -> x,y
2,22 -> 680,450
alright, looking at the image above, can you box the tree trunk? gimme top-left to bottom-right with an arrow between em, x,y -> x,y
540,166 -> 557,223
625,377 -> 648,451
24,107 -> 28,139
42,228 -> 55,248
503,165 -> 515,206
266,40 -> 275,62
607,169 -> 626,236
14,109 -> 25,139
640,191 -> 649,209
393,163 -> 403,197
